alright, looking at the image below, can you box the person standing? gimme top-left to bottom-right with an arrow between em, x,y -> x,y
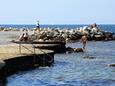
80,33 -> 87,50
36,20 -> 40,29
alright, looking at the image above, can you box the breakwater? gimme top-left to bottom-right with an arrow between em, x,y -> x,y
30,28 -> 115,42
1,24 -> 115,43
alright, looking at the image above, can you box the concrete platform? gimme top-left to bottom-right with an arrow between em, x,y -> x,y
0,44 -> 54,86
12,41 -> 66,53
0,44 -> 53,60
33,44 -> 66,53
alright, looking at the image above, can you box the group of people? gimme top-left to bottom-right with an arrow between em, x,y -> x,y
19,30 -> 29,42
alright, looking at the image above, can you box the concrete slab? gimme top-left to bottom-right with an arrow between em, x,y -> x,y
0,44 -> 53,60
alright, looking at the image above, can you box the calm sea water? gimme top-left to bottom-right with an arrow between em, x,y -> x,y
7,41 -> 115,86
6,25 -> 115,86
1,24 -> 115,32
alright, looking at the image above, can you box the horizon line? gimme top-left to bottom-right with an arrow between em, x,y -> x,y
0,23 -> 115,25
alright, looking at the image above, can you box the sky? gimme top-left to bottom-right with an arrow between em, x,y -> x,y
0,0 -> 115,24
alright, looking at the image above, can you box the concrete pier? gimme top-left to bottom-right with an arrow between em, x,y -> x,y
0,41 -> 66,85
12,41 -> 66,53
0,44 -> 54,86
33,41 -> 66,53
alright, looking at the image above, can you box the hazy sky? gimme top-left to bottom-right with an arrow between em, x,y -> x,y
0,0 -> 115,24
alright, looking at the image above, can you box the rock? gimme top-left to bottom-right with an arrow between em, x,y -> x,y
66,51 -> 72,54
29,25 -> 115,42
108,63 -> 115,67
38,39 -> 44,42
73,48 -> 83,52
53,36 -> 65,42
82,56 -> 95,59
66,47 -> 83,53
66,47 -> 74,52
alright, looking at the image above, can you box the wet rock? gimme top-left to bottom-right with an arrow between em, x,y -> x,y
73,48 -> 83,52
66,47 -> 74,52
66,47 -> 83,53
82,56 -> 95,59
94,34 -> 105,41
108,63 -> 115,67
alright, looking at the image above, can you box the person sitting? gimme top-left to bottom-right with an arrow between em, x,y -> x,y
91,23 -> 99,34
19,33 -> 29,42
19,33 -> 25,41
23,33 -> 29,41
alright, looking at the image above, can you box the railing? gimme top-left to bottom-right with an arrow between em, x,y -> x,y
19,43 -> 35,54
18,41 -> 54,66
32,44 -> 54,63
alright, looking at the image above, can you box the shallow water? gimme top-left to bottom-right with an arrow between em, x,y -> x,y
7,41 -> 115,86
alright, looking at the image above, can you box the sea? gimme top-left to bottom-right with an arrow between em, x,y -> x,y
2,24 -> 115,86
